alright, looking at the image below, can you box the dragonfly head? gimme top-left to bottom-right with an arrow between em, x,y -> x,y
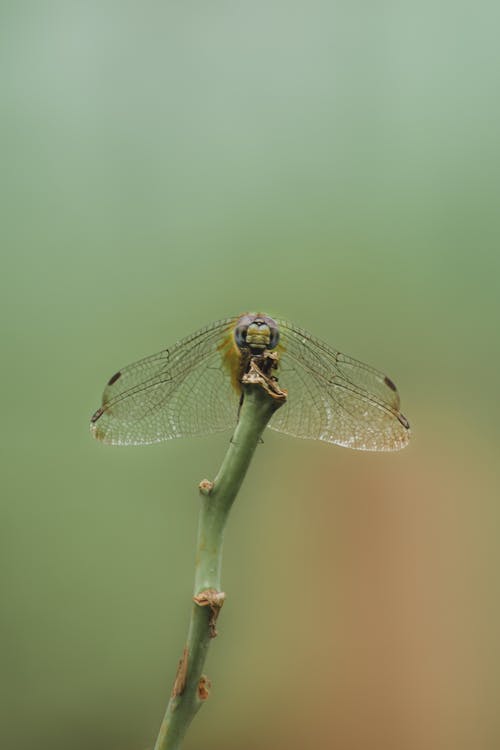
234,313 -> 280,353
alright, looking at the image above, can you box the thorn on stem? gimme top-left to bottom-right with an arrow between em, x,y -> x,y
193,589 -> 226,638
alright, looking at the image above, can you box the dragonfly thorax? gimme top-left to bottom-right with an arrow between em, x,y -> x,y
234,313 -> 280,353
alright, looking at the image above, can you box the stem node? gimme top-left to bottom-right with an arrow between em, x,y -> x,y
197,675 -> 212,701
193,589 -> 226,637
198,479 -> 214,495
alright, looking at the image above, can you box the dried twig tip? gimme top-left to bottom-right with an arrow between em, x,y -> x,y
241,356 -> 287,401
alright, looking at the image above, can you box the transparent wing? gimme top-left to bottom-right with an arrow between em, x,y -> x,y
90,318 -> 240,445
270,319 -> 410,451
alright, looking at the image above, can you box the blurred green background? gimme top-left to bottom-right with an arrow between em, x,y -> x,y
2,2 -> 500,749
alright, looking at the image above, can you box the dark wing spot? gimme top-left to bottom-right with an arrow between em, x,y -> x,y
397,413 -> 410,430
384,375 -> 397,392
91,407 -> 105,423
107,371 -> 122,386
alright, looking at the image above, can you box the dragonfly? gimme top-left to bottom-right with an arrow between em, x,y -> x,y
90,313 -> 410,451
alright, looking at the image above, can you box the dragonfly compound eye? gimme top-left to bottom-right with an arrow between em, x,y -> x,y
266,318 -> 280,350
234,324 -> 249,348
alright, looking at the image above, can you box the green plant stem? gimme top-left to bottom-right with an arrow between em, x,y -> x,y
154,379 -> 284,750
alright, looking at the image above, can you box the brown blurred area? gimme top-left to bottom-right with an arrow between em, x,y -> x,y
200,418 -> 499,750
